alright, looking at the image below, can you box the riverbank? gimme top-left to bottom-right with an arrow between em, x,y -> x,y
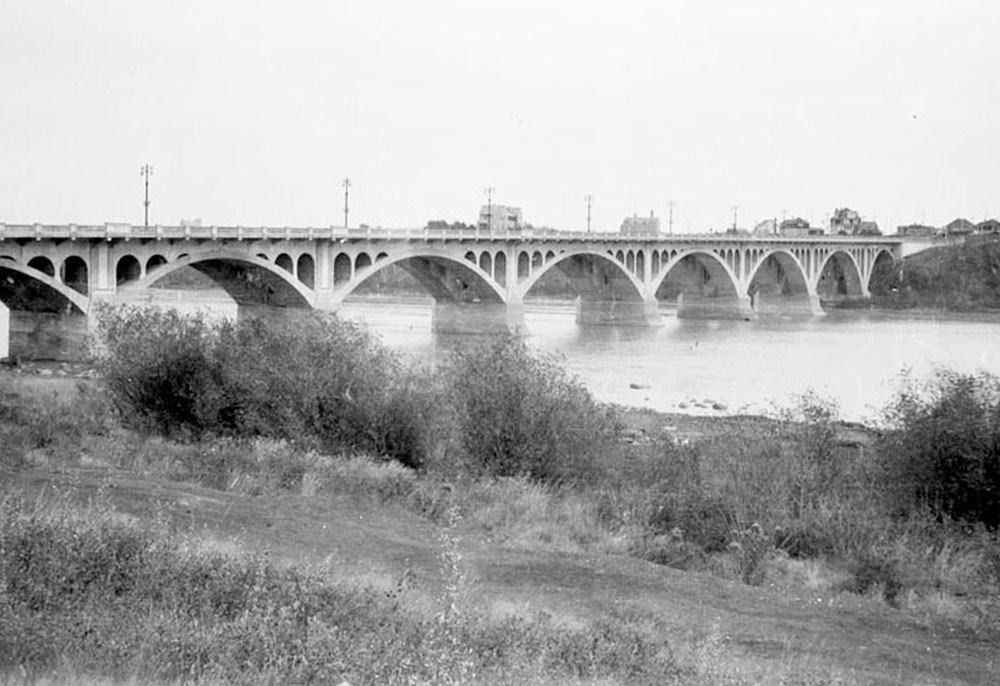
3,368 -> 996,686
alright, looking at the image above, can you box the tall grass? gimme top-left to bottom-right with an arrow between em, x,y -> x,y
0,490 -> 682,686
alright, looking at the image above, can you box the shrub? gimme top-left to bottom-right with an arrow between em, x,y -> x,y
878,370 -> 1000,528
92,303 -> 219,436
440,334 -> 616,483
91,305 -> 431,468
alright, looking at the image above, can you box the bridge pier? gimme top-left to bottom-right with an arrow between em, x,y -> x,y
0,301 -> 9,359
677,293 -> 755,320
431,300 -> 526,335
753,291 -> 824,316
575,297 -> 663,327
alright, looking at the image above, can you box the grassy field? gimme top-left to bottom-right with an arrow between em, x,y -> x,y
2,368 -> 998,685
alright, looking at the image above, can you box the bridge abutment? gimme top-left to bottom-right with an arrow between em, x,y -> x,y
575,297 -> 663,327
431,300 -> 526,335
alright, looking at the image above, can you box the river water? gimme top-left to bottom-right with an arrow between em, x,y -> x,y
338,298 -> 1000,423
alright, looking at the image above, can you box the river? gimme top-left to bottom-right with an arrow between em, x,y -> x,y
338,298 -> 1000,423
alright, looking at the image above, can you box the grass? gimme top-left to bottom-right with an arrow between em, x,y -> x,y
3,364 -> 1000,684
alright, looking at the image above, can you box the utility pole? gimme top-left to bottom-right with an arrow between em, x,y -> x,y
342,177 -> 351,228
584,194 -> 593,233
667,200 -> 675,235
140,164 -> 153,228
484,186 -> 494,232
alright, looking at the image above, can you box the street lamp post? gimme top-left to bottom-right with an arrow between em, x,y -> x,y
484,186 -> 494,232
140,165 -> 153,228
584,194 -> 593,233
342,178 -> 351,228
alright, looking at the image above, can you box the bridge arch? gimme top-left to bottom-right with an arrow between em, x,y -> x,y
133,251 -> 314,308
747,249 -> 815,314
815,249 -> 864,303
517,249 -> 646,301
866,248 -> 898,299
653,249 -> 745,318
0,260 -> 90,314
330,246 -> 506,305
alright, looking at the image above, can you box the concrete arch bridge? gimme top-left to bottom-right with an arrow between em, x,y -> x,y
0,222 -> 901,357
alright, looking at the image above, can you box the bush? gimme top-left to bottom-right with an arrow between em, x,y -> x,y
92,303 -> 218,436
878,370 -> 1000,528
440,334 -> 617,483
92,305 -> 431,468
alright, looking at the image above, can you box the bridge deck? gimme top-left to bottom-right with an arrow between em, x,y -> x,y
0,223 -> 902,246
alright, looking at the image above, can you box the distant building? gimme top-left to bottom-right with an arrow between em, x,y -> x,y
753,219 -> 778,235
858,220 -> 881,236
477,205 -> 524,232
897,223 -> 936,237
620,211 -> 660,236
976,218 -> 1000,234
426,220 -> 475,232
943,217 -> 976,235
829,207 -> 862,234
780,217 -> 811,231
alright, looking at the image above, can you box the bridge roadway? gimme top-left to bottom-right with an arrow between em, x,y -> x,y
0,222 -> 902,358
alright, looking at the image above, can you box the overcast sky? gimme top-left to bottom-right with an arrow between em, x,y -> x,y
2,1 -> 998,233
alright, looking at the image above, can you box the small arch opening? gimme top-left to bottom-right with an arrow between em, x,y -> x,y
297,254 -> 315,288
333,253 -> 352,284
116,255 -> 141,285
28,256 -> 55,277
146,255 -> 168,274
61,256 -> 89,295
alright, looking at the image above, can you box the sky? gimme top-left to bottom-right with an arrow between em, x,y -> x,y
2,0 -> 998,233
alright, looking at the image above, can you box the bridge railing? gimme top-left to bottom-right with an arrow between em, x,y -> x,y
0,222 -> 903,245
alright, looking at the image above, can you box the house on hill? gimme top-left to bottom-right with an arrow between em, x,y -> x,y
620,211 -> 661,236
858,220 -> 881,236
943,218 -> 976,235
753,219 -> 777,235
477,204 -> 524,232
977,218 -> 1000,234
897,223 -> 936,237
829,207 -> 862,234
